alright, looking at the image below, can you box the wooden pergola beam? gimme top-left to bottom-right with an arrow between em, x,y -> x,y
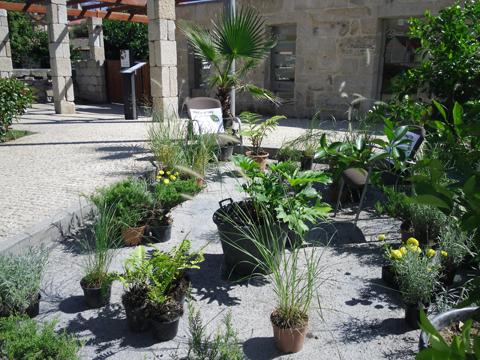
108,4 -> 143,12
0,1 -> 148,22
81,2 -> 111,10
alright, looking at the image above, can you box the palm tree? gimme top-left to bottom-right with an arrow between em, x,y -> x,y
179,7 -> 280,118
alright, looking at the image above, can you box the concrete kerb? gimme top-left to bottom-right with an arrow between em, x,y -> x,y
0,167 -> 157,256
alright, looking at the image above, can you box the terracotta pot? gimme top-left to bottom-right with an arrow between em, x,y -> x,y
329,185 -> 347,203
271,310 -> 308,354
122,225 -> 146,246
246,151 -> 269,171
195,177 -> 204,187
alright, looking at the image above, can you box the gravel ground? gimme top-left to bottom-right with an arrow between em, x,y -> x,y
36,163 -> 421,360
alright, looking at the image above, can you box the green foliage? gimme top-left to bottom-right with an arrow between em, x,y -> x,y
179,7 -> 279,117
0,247 -> 48,317
7,11 -> 37,67
103,19 -> 148,60
181,301 -> 243,360
231,154 -> 331,235
416,308 -> 480,360
90,178 -> 153,228
276,140 -> 302,161
111,240 -> 205,305
438,222 -> 475,271
0,315 -> 84,360
154,178 -> 203,212
238,112 -> 284,155
0,78 -> 35,141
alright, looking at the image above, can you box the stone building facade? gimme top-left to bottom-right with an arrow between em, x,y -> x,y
175,0 -> 456,119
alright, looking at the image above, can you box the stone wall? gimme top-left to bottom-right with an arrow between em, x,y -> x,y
74,59 -> 107,103
12,69 -> 53,102
175,0 -> 456,119
20,53 -> 43,69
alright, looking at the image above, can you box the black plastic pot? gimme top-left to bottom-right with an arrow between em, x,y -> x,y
125,304 -> 150,333
381,266 -> 400,290
26,293 -> 41,318
213,199 -> 288,277
149,223 -> 173,243
81,280 -> 111,309
300,156 -> 313,171
419,307 -> 478,351
405,303 -> 429,329
149,316 -> 181,342
219,145 -> 234,162
286,230 -> 303,248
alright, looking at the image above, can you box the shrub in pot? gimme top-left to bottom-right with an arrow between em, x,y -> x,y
276,141 -> 301,163
90,178 -> 153,246
0,247 -> 48,318
74,202 -> 122,308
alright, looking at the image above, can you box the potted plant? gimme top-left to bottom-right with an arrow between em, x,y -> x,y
267,235 -> 328,353
394,239 -> 442,329
213,155 -> 330,276
437,222 -> 475,285
0,247 -> 48,319
147,174 -> 203,243
111,239 -> 205,339
276,140 -> 301,163
90,178 -> 153,246
75,202 -> 122,308
237,112 -> 285,170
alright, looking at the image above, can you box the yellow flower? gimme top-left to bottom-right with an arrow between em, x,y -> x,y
441,251 -> 448,257
156,176 -> 161,180
174,172 -> 179,176
170,175 -> 176,181
410,245 -> 421,253
378,234 -> 386,241
428,106 -> 433,113
400,247 -> 407,255
166,171 -> 171,175
421,110 -> 427,116
407,238 -> 419,247
391,250 -> 402,259
158,170 -> 164,175
164,179 -> 170,184
428,268 -> 432,271
428,249 -> 436,258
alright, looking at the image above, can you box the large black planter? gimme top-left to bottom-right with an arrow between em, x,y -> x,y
218,145 -> 234,162
125,304 -> 150,333
381,266 -> 400,290
81,280 -> 112,309
149,317 -> 181,342
300,156 -> 313,171
149,223 -> 173,243
419,307 -> 479,351
213,200 -> 288,277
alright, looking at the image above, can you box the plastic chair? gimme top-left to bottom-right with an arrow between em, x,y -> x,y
333,125 -> 426,235
185,97 -> 242,153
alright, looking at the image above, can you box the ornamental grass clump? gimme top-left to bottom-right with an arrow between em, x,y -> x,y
437,221 -> 475,271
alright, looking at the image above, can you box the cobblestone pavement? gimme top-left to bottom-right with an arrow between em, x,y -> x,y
0,102 -> 154,242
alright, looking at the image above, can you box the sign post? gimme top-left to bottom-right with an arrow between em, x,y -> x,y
119,62 -> 146,120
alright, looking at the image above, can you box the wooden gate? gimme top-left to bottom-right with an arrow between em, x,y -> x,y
106,60 -> 151,105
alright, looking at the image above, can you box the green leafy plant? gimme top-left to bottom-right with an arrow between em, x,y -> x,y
103,19 -> 148,60
179,7 -> 279,118
0,247 -> 48,317
416,308 -> 480,360
90,178 -> 153,229
237,112 -> 284,155
438,222 -> 476,271
0,78 -> 35,142
276,140 -> 302,162
0,314 -> 85,360
153,177 -> 203,213
74,202 -> 122,291
178,300 -> 243,360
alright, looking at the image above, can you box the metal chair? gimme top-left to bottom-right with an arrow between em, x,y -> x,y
333,125 -> 426,235
185,97 -> 242,154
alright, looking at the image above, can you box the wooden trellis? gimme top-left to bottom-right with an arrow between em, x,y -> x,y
0,0 -> 198,23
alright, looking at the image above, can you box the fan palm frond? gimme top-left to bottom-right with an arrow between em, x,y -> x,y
179,21 -> 219,63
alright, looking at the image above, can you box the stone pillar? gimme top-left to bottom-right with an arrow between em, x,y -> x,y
0,10 -> 13,78
147,0 -> 178,119
46,0 -> 75,114
87,17 -> 104,61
